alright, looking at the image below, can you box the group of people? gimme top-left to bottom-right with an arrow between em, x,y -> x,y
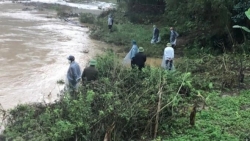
124,26 -> 178,71
67,24 -> 179,92
66,56 -> 98,92
107,15 -> 179,48
151,26 -> 179,47
123,41 -> 175,71
123,40 -> 147,70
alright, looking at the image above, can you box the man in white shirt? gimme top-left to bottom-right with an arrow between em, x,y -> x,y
161,43 -> 174,70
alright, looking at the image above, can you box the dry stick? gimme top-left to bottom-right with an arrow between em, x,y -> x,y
103,122 -> 115,141
154,86 -> 163,139
226,25 -> 235,51
144,74 -> 186,134
222,55 -> 228,72
144,64 -> 190,136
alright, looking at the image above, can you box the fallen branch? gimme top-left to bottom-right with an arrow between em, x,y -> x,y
154,86 -> 163,138
103,122 -> 115,141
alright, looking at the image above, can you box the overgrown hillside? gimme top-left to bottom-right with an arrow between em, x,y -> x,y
79,0 -> 250,57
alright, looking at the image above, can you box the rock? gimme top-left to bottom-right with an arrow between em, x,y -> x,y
98,4 -> 103,9
46,15 -> 53,18
80,25 -> 88,28
82,49 -> 89,53
22,7 -> 32,11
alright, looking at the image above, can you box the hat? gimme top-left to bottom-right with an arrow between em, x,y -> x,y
138,47 -> 144,52
89,59 -> 97,66
153,25 -> 156,28
67,55 -> 75,61
166,43 -> 172,47
132,40 -> 136,44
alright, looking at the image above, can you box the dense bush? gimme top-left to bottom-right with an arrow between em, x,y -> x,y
2,52 -> 198,140
79,13 -> 96,24
2,52 -> 250,140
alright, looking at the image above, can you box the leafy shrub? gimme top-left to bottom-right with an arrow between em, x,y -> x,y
56,5 -> 72,17
177,53 -> 250,90
79,13 -> 96,24
3,52 -> 198,140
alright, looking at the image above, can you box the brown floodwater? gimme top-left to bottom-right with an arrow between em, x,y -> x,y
0,2 -> 111,110
0,1 -> 165,111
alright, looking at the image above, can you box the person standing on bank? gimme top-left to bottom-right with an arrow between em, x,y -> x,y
67,55 -> 82,92
108,14 -> 114,32
82,59 -> 98,82
132,47 -> 147,70
151,25 -> 160,44
170,27 -> 179,47
161,43 -> 174,70
123,40 -> 139,67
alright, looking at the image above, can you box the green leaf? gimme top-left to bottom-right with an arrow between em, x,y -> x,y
208,82 -> 213,89
233,25 -> 250,33
241,26 -> 250,32
245,8 -> 250,20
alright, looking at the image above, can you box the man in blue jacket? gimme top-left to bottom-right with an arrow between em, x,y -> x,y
67,55 -> 81,92
123,40 -> 139,67
129,40 -> 139,68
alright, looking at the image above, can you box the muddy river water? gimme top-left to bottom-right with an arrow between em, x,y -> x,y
0,1 -> 163,111
0,2 -> 112,110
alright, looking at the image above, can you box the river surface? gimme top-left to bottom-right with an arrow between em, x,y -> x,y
0,2 -> 111,110
0,0 -> 163,111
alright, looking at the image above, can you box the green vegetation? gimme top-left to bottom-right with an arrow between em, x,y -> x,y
0,1 -> 250,141
156,91 -> 250,141
80,10 -> 168,57
79,13 -> 96,24
1,51 -> 250,140
78,0 -> 250,57
1,52 -> 196,140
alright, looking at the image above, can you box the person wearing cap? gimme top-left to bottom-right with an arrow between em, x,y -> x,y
161,43 -> 174,70
82,59 -> 98,82
67,55 -> 82,91
170,27 -> 179,47
123,40 -> 139,67
151,25 -> 160,44
132,47 -> 147,70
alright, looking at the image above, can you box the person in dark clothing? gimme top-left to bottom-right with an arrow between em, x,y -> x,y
108,14 -> 114,32
82,59 -> 98,82
170,27 -> 179,47
132,47 -> 147,70
151,25 -> 160,44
